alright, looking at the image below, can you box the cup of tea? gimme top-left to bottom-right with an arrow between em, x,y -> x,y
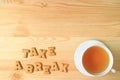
74,40 -> 115,77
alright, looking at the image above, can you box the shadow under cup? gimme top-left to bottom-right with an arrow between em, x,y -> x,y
74,40 -> 113,77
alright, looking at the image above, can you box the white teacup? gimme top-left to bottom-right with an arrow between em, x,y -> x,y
74,40 -> 114,77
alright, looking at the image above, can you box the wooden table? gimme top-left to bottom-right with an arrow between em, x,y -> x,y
0,0 -> 120,80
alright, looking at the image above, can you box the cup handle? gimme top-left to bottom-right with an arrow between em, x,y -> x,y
111,68 -> 116,73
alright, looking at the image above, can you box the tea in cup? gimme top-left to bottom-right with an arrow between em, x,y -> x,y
74,40 -> 114,77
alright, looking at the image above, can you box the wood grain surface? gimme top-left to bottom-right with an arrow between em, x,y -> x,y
0,0 -> 119,37
0,0 -> 120,80
0,37 -> 120,80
